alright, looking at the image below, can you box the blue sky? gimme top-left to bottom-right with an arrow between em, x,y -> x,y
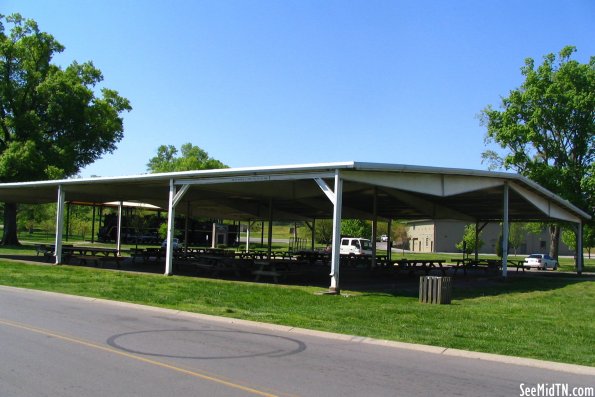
4,1 -> 594,177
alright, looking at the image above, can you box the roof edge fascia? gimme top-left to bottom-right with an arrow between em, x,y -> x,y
351,162 -> 591,221
0,161 -> 357,188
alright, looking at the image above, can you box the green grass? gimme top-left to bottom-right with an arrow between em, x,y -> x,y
0,256 -> 593,367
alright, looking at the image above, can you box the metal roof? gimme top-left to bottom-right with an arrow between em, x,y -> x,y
0,161 -> 590,223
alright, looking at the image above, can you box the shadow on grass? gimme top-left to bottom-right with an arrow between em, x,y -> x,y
448,272 -> 592,300
1,250 -> 592,301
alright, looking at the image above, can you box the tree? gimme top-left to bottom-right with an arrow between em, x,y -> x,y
340,219 -> 372,239
562,224 -> 595,259
508,223 -> 527,255
0,14 -> 131,245
481,46 -> 594,259
147,143 -> 227,173
314,219 -> 333,245
314,218 -> 375,245
17,203 -> 54,234
391,222 -> 409,248
455,224 -> 484,255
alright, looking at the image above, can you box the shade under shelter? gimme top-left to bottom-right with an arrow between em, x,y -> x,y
0,161 -> 590,292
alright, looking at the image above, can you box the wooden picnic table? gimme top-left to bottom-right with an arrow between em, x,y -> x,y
182,254 -> 241,277
35,244 -> 75,262
451,258 -> 502,276
252,259 -> 302,283
62,246 -> 122,267
294,250 -> 331,264
392,259 -> 447,276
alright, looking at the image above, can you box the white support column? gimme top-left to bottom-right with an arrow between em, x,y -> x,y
329,171 -> 343,293
577,222 -> 583,275
164,179 -> 176,276
502,183 -> 509,278
116,201 -> 123,255
164,182 -> 191,275
211,222 -> 217,249
54,185 -> 65,264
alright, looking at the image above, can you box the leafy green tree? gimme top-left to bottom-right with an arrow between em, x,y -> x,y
0,14 -> 131,245
315,219 -> 374,246
147,143 -> 227,173
314,219 -> 333,245
481,46 -> 594,259
340,219 -> 372,239
17,205 -> 44,234
391,222 -> 409,248
456,224 -> 484,255
508,223 -> 527,255
562,224 -> 595,259
584,225 -> 595,259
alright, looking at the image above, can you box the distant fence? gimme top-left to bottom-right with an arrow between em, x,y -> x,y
289,237 -> 309,252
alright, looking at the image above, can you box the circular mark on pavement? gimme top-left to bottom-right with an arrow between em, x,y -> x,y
107,329 -> 306,360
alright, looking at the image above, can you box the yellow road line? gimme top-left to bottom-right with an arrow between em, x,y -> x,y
0,318 -> 280,397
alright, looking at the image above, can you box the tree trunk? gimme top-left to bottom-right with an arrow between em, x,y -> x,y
1,203 -> 20,246
549,224 -> 560,259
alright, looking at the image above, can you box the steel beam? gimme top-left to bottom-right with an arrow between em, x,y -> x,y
164,179 -> 176,275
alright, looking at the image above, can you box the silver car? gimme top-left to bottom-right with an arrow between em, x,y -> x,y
524,254 -> 558,270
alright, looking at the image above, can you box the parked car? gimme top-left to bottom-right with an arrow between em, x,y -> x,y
161,238 -> 180,249
340,237 -> 373,256
380,234 -> 389,242
523,254 -> 558,270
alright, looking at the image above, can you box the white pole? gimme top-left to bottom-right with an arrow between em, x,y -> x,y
164,179 -> 176,275
54,185 -> 65,264
211,222 -> 217,249
502,183 -> 509,278
330,170 -> 343,293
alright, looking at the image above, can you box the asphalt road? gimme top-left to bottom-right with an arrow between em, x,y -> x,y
0,286 -> 592,397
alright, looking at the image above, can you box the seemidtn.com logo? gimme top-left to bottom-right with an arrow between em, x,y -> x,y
520,384 -> 594,397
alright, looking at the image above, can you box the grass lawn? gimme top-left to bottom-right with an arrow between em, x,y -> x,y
0,253 -> 593,367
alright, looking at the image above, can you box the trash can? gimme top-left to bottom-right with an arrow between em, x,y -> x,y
419,276 -> 452,304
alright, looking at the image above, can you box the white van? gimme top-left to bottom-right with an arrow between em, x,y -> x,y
340,237 -> 373,256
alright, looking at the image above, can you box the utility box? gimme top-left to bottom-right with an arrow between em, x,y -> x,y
419,276 -> 452,304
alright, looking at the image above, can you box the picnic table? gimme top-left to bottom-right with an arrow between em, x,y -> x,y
180,254 -> 241,277
451,258 -> 502,276
375,255 -> 390,267
511,259 -> 527,272
126,247 -> 170,263
393,259 -> 447,276
252,259 -> 302,283
294,250 -> 331,265
62,246 -> 122,267
35,244 -> 64,261
340,254 -> 373,269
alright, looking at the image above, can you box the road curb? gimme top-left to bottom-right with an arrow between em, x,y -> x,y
2,285 -> 594,376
